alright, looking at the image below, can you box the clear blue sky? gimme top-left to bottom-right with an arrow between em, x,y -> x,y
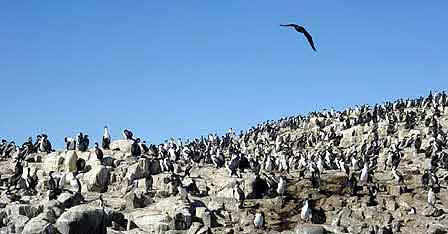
0,1 -> 447,147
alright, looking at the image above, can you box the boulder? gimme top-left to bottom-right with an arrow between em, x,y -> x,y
22,214 -> 57,234
423,207 -> 444,217
82,165 -> 111,193
6,204 -> 42,219
197,226 -> 212,234
7,214 -> 29,233
202,210 -> 213,228
43,152 -> 64,173
135,177 -> 153,192
57,192 -> 84,209
152,173 -> 175,195
76,151 -> 91,161
124,191 -> 153,209
129,208 -> 171,233
321,172 -> 348,194
216,187 -> 234,200
172,205 -> 193,230
55,205 -> 122,234
426,225 -> 448,234
40,200 -> 65,223
208,197 -> 239,212
63,151 -> 78,172
244,174 -> 269,199
110,140 -> 133,153
126,158 -> 151,182
136,197 -> 193,231
294,224 -> 325,234
187,222 -> 203,234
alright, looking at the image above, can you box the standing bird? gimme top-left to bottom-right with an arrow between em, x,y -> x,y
428,187 -> 436,207
360,163 -> 369,185
280,24 -> 317,51
131,138 -> 142,158
64,137 -> 76,151
39,134 -> 52,153
277,176 -> 287,200
392,167 -> 405,185
253,211 -> 265,229
48,171 -> 62,200
102,126 -> 111,150
145,174 -> 153,194
69,172 -> 82,194
122,129 -> 134,140
233,182 -> 245,209
301,199 -> 313,222
99,194 -> 105,207
95,143 -> 104,164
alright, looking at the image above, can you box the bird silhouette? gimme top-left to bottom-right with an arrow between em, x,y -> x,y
280,24 -> 317,51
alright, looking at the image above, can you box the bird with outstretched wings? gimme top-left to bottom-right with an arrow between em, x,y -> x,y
280,24 -> 317,51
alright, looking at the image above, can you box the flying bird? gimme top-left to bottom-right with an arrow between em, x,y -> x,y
280,24 -> 317,51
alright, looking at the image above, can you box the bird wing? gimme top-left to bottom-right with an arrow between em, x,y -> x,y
302,29 -> 317,51
280,24 -> 297,27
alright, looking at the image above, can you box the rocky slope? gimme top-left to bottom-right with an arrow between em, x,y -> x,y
1,93 -> 448,234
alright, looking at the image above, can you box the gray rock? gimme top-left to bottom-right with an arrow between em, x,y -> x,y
172,205 -> 193,230
196,226 -> 212,234
57,192 -> 83,209
7,214 -> 29,233
82,165 -> 111,193
295,224 -> 325,234
202,210 -> 213,228
22,214 -> 57,234
129,208 -> 171,233
423,207 -> 444,217
187,222 -> 203,234
55,204 -> 123,234
124,191 -> 153,209
6,204 -> 42,219
427,225 -> 448,234
41,200 -> 65,222
126,158 -> 151,182
110,140 -> 133,153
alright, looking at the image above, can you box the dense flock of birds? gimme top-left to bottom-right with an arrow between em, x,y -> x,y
1,91 -> 448,231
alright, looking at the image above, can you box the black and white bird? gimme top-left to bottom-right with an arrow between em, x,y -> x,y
48,171 -> 62,200
301,199 -> 313,222
277,176 -> 287,199
64,137 -> 76,150
69,172 -> 82,194
102,126 -> 111,150
139,141 -> 149,154
253,211 -> 265,229
39,134 -> 52,153
24,167 -> 38,193
99,194 -> 105,207
392,167 -> 405,185
280,24 -> 317,51
233,182 -> 245,209
360,163 -> 369,185
428,187 -> 436,207
184,163 -> 193,178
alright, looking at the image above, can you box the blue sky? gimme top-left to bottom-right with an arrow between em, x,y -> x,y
0,1 -> 447,147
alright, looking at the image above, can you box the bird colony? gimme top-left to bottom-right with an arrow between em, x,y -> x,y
1,91 -> 448,234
